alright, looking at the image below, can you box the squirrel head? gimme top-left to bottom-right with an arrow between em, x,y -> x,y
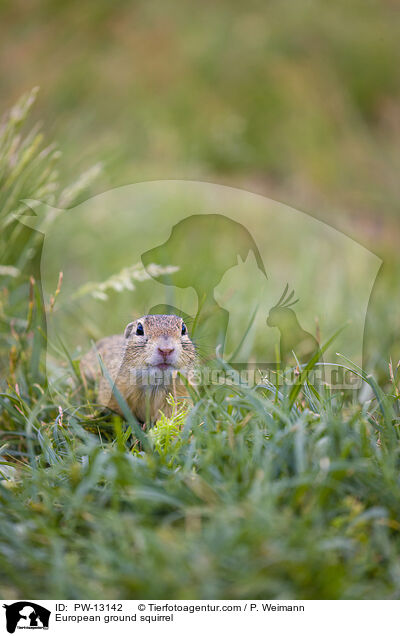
123,314 -> 196,372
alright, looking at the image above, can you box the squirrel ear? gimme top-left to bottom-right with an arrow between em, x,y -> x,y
124,322 -> 135,338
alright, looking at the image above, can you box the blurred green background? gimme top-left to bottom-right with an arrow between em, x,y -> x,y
1,0 -> 399,372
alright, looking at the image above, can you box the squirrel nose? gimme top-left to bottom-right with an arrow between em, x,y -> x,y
158,347 -> 175,358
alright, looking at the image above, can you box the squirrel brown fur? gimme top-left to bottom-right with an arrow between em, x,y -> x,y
81,314 -> 197,423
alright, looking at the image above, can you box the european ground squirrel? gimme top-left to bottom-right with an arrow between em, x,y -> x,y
81,314 -> 197,423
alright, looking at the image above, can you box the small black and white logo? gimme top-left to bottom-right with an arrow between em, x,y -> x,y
3,602 -> 50,634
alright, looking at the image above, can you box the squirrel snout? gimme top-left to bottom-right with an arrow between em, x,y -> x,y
157,346 -> 175,358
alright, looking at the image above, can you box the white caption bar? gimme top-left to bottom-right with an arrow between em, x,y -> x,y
1,600 -> 398,635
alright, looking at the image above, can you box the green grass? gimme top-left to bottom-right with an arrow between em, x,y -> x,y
2,348 -> 400,599
1,85 -> 400,599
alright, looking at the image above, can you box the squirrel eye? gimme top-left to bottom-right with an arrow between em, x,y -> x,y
181,322 -> 187,335
136,322 -> 144,336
